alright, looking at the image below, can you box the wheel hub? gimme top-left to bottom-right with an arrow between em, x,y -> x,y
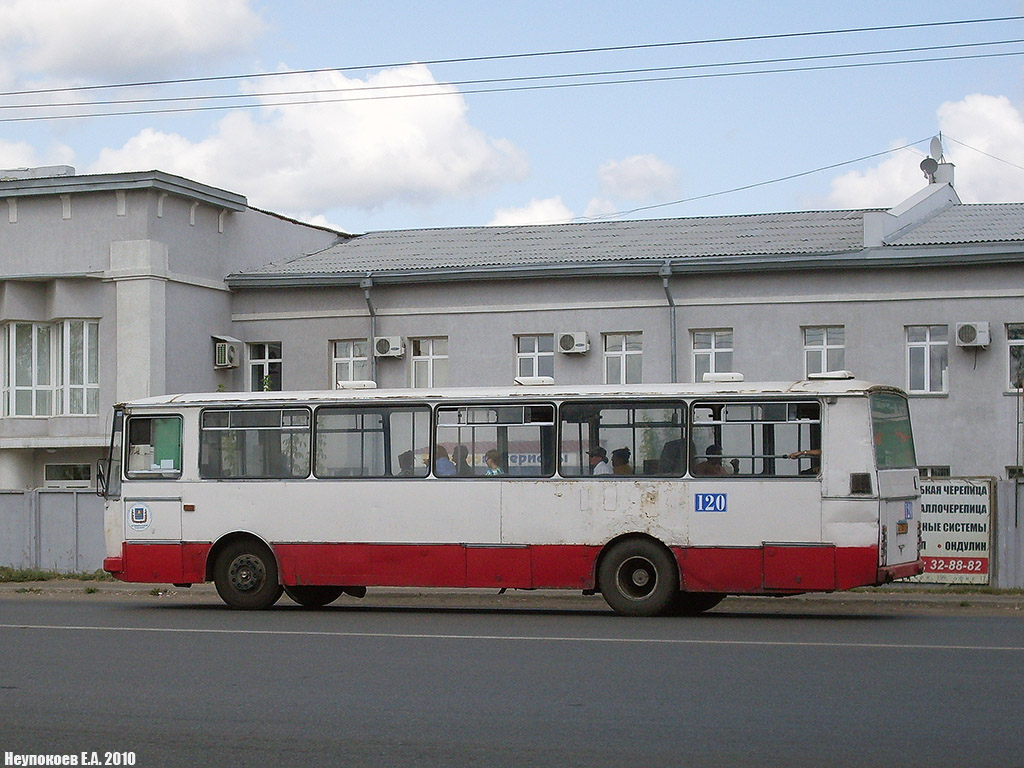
228,554 -> 265,593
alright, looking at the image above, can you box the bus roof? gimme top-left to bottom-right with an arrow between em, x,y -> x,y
117,379 -> 907,409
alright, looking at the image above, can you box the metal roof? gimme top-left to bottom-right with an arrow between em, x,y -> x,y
227,202 -> 1024,287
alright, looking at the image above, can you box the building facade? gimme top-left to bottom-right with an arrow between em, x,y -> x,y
0,167 -> 342,489
226,165 -> 1023,480
2,163 -> 1022,489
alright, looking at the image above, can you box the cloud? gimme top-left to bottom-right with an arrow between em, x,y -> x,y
489,197 -> 574,226
88,65 -> 529,213
826,94 -> 1024,208
0,0 -> 265,81
598,154 -> 678,200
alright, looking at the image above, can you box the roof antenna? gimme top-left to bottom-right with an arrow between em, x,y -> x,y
920,135 -> 944,182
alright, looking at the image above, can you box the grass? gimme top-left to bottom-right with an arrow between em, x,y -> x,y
0,566 -> 114,583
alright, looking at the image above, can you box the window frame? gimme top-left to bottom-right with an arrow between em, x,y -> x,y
248,342 -> 283,392
905,325 -> 948,394
125,414 -> 184,480
410,337 -> 449,388
692,329 -> 733,383
1008,323 -> 1024,390
603,332 -> 643,385
313,403 -> 431,479
331,339 -> 371,387
435,401 -> 557,478
803,326 -> 845,377
515,334 -> 555,379
199,407 -> 311,480
2,319 -> 100,417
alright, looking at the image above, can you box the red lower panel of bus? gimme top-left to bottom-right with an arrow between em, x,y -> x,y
105,541 -> 901,595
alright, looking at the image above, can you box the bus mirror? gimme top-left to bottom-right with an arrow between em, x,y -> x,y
95,460 -> 106,497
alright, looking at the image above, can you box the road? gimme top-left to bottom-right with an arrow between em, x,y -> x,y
1,590 -> 1022,767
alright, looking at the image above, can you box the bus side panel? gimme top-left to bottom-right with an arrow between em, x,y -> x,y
675,547 -> 764,592
276,543 -> 468,587
531,545 -> 600,589
835,545 -> 879,590
113,542 -> 210,584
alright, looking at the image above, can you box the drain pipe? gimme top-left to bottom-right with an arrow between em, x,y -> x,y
360,276 -> 376,382
660,261 -> 678,383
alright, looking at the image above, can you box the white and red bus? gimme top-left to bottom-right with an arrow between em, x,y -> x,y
99,376 -> 924,615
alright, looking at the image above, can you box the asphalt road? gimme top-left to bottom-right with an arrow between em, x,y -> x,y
1,590 -> 1022,768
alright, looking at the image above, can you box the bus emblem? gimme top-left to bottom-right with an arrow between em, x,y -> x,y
128,503 -> 151,531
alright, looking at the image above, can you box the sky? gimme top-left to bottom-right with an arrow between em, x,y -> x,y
1,0 -> 1023,235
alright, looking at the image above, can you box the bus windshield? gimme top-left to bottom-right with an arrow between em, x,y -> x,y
870,392 -> 916,469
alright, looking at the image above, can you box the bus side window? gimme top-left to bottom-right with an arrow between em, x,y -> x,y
126,416 -> 182,478
559,401 -> 686,478
313,405 -> 430,479
690,401 -> 821,477
434,404 -> 555,478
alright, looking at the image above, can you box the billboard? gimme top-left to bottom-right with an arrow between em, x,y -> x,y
913,478 -> 992,585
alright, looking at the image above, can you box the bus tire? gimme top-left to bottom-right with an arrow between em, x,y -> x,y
283,585 -> 345,608
598,538 -> 679,617
214,540 -> 283,610
664,592 -> 725,616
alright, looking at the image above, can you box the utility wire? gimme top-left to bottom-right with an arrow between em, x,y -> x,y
2,48 -> 1022,124
944,135 -> 1024,173
0,14 -> 1020,99
2,38 -> 1019,113
575,138 -> 932,221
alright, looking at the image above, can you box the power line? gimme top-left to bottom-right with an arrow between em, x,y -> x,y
2,48 -> 1022,124
575,138 -> 932,222
944,135 -> 1024,173
2,37 -> 1019,114
0,14 -> 1020,100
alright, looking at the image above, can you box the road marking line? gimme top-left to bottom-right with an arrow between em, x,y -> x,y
1,623 -> 1022,651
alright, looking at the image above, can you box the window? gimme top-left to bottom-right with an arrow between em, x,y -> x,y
870,392 -> 917,469
560,401 -> 686,477
126,416 -> 182,478
436,404 -> 555,477
691,401 -> 821,477
906,325 -> 947,394
1008,324 -> 1024,389
411,337 -> 448,388
804,326 -> 845,376
604,333 -> 642,384
2,320 -> 100,416
332,340 -> 370,386
692,330 -> 733,382
516,335 -> 554,378
315,405 -> 430,478
200,408 -> 310,479
249,342 -> 282,391
44,463 -> 92,489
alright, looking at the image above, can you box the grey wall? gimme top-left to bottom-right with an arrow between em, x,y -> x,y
0,490 -> 104,572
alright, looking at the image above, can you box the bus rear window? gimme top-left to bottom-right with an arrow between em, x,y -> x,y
126,416 -> 182,478
870,393 -> 917,469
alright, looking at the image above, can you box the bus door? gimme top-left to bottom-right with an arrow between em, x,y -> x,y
870,393 -> 920,567
122,414 -> 184,542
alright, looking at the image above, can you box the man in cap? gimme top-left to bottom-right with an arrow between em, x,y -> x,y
588,446 -> 613,475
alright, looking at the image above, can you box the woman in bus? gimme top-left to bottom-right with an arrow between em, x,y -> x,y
483,449 -> 505,475
611,448 -> 633,475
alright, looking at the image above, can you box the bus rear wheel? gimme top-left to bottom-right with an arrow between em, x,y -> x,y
214,540 -> 283,610
598,538 -> 679,617
284,585 -> 345,608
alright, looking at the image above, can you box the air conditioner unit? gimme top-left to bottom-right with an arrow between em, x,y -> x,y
558,331 -> 590,354
212,336 -> 241,369
955,322 -> 990,348
374,336 -> 405,357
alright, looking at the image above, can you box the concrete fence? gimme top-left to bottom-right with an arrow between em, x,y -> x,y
0,484 -> 1022,586
994,480 -> 1024,589
0,489 -> 105,572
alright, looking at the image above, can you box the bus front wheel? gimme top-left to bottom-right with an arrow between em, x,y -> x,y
214,540 -> 283,610
283,585 -> 345,608
598,538 -> 679,617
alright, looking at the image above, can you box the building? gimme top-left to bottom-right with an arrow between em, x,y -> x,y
0,167 -> 342,490
225,161 -> 1023,479
2,161 -> 1022,488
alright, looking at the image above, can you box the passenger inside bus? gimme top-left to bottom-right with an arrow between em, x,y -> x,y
588,446 -> 613,475
692,444 -> 730,476
432,446 -> 456,476
611,448 -> 633,475
397,450 -> 416,477
484,449 -> 505,475
452,444 -> 473,476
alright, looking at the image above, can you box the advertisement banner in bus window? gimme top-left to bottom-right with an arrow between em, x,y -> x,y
911,478 -> 991,585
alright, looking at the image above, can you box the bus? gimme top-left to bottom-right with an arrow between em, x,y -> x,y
98,376 -> 924,615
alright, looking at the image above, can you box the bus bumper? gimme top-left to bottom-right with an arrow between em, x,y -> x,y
103,556 -> 125,580
876,559 -> 925,584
